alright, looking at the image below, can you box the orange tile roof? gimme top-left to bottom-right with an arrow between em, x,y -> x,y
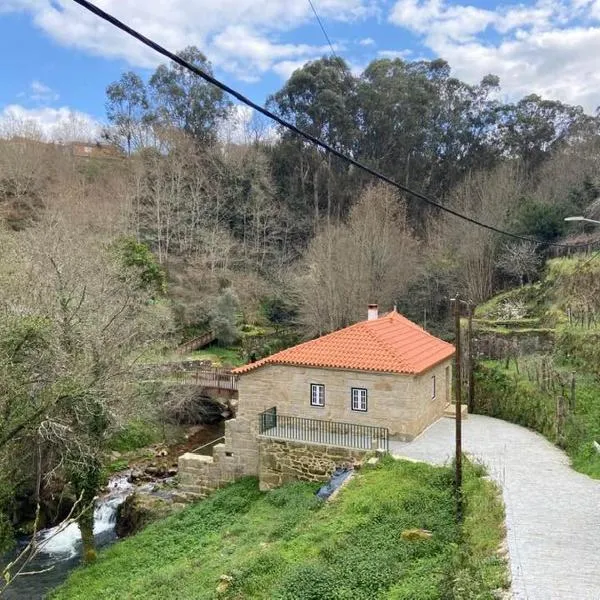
233,310 -> 455,376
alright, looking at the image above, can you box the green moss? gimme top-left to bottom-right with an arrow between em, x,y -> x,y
52,459 -> 507,600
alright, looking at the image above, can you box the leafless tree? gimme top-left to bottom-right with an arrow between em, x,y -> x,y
296,184 -> 420,335
442,162 -> 524,302
497,242 -> 541,285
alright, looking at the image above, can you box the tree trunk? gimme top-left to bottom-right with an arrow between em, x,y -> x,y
313,168 -> 319,235
78,506 -> 97,564
327,153 -> 332,229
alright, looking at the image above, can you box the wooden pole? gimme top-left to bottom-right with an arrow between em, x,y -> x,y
467,304 -> 475,413
452,297 -> 463,522
571,372 -> 576,410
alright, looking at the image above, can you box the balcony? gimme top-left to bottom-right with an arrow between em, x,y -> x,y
258,408 -> 389,452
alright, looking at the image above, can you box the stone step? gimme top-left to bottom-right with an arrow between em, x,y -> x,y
444,403 -> 469,420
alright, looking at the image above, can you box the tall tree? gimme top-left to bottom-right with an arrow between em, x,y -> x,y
496,94 -> 593,170
268,57 -> 358,230
105,71 -> 152,155
149,47 -> 231,143
356,58 -> 501,214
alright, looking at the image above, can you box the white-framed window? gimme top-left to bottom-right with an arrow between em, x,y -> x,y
431,375 -> 436,399
351,388 -> 368,412
310,383 -> 325,407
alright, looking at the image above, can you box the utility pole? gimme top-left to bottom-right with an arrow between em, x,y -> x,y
452,297 -> 463,522
467,303 -> 475,413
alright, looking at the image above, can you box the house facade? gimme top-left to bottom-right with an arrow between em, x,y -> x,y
178,306 -> 455,496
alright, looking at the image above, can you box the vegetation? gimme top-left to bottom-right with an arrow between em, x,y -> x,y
2,39 -> 600,588
475,359 -> 600,479
53,458 -> 507,600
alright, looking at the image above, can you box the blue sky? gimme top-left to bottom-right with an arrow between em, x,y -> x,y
1,0 -> 599,138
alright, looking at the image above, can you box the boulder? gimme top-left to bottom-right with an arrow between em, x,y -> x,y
116,493 -> 174,538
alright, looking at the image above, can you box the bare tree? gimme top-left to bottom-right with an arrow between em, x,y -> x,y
497,242 -> 541,285
0,214 -> 172,562
296,184 -> 420,335
442,162 -> 524,302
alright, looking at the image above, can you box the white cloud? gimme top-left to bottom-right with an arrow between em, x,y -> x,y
377,49 -> 413,59
272,58 -> 322,79
359,37 -> 376,45
5,0 -> 372,80
388,0 -> 600,111
29,80 -> 60,103
210,25 -> 330,79
0,105 -> 102,142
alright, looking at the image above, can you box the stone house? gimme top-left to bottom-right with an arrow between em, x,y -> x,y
178,306 -> 455,496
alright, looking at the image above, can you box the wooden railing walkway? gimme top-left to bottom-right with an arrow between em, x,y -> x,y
176,331 -> 216,355
175,367 -> 238,391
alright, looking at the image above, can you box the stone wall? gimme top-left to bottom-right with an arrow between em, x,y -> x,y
258,437 -> 370,491
238,361 -> 452,441
177,360 -> 453,498
177,414 -> 259,498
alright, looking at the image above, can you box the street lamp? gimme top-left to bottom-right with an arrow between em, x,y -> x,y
564,216 -> 600,225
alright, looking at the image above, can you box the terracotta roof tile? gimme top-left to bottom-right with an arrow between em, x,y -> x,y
233,310 -> 454,375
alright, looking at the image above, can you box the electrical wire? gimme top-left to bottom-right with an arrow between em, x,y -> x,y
307,0 -> 339,62
71,0 -> 589,249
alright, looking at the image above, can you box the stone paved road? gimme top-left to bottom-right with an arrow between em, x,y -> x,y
390,415 -> 600,600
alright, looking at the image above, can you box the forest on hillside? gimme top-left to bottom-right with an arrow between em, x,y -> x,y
90,49 -> 600,332
1,47 -> 600,570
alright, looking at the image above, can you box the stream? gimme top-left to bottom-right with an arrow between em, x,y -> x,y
1,475 -> 134,600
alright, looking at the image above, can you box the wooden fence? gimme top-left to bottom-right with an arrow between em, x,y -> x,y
176,331 -> 216,355
174,367 -> 238,391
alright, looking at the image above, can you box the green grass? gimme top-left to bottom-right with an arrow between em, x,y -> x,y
107,420 -> 161,453
188,346 -> 243,367
135,343 -> 243,367
52,458 -> 507,600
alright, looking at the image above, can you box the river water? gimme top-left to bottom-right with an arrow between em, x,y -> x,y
1,476 -> 133,599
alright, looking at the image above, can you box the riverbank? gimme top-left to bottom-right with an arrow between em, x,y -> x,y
1,422 -> 225,599
52,457 -> 508,600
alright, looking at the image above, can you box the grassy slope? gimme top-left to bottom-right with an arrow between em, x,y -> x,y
53,458 -> 507,600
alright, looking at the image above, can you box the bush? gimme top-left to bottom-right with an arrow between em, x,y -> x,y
108,420 -> 160,452
474,363 -> 558,442
209,288 -> 240,346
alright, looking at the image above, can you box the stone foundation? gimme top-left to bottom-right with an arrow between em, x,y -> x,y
258,437 -> 370,491
177,415 -> 259,498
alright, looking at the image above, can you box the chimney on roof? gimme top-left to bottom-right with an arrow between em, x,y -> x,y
367,304 -> 378,321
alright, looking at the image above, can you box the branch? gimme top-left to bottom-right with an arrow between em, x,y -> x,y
0,490 -> 88,595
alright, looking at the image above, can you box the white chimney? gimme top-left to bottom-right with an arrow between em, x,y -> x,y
367,304 -> 379,321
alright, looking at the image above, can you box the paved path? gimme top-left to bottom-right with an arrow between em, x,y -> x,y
390,415 -> 600,600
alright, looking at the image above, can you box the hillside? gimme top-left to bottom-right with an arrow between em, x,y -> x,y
52,458 -> 507,600
472,255 -> 600,478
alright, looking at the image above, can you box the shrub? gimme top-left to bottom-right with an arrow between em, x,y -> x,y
108,420 -> 160,452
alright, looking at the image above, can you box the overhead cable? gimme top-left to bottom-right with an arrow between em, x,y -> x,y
71,0 -> 588,249
307,0 -> 339,61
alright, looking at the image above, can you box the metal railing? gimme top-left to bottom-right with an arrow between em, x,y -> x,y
258,408 -> 389,451
191,436 -> 225,455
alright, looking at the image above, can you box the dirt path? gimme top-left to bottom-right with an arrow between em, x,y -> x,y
390,415 -> 600,600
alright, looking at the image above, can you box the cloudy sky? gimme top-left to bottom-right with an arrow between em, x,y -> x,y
1,0 -> 599,136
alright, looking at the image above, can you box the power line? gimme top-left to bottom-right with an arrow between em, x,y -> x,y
307,0 -> 339,61
71,0 -> 588,249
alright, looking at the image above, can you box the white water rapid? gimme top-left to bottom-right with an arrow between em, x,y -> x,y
36,475 -> 134,559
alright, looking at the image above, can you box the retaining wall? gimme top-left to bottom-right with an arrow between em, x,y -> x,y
257,437 -> 370,491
